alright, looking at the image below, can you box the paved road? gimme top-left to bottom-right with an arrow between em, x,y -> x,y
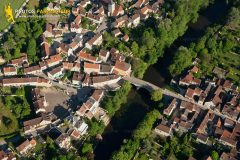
38,73 -> 78,94
123,76 -> 239,123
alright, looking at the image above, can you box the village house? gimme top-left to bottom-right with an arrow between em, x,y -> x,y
16,139 -> 36,155
112,28 -> 122,37
94,6 -> 104,15
45,54 -> 63,68
55,133 -> 71,150
112,15 -> 128,28
72,62 -> 81,72
219,129 -> 237,148
86,12 -> 104,24
204,86 -> 225,108
163,98 -> 177,116
41,40 -> 51,58
113,60 -> 131,76
43,23 -> 54,38
130,0 -> 149,9
72,34 -> 84,49
110,48 -> 125,62
77,90 -> 104,119
1,77 -> 51,87
185,87 -> 202,101
108,0 -> 124,17
10,53 -> 28,67
66,115 -> 88,135
79,0 -> 91,8
70,23 -> 82,33
57,43 -> 72,56
3,66 -> 17,76
84,62 -> 100,74
72,72 -> 85,85
69,129 -> 81,139
73,15 -> 81,26
197,110 -> 214,135
222,104 -> 239,120
85,33 -> 103,49
0,150 -> 16,160
47,65 -> 64,79
191,66 -> 199,74
131,13 -> 141,27
152,0 -> 164,13
139,5 -> 154,19
216,78 -> 235,91
52,29 -> 64,38
39,61 -> 47,71
176,121 -> 194,133
196,133 -> 209,144
47,2 -> 60,10
88,75 -> 121,88
23,65 -> 41,75
99,49 -> 110,62
122,34 -> 129,42
69,41 -> 78,52
99,64 -> 113,74
155,123 -> 172,137
179,72 -> 201,86
79,51 -> 100,63
23,113 -> 51,134
31,88 -> 48,114
220,152 -> 238,160
63,61 -> 74,71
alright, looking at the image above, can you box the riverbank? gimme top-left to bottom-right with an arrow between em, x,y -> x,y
94,0 -> 232,159
94,87 -> 152,160
143,0 -> 230,87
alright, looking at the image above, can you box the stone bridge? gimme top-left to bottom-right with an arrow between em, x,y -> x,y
123,76 -> 239,123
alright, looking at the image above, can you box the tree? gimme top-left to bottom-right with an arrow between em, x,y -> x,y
211,150 -> 219,160
27,38 -> 36,56
2,116 -> 12,127
133,110 -> 160,139
151,89 -> 163,102
168,46 -> 194,76
13,48 -> 21,59
81,143 -> 93,155
131,41 -> 139,56
27,38 -> 37,62
88,119 -> 105,136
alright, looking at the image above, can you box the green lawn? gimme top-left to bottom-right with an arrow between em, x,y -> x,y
0,0 -> 26,31
0,105 -> 19,137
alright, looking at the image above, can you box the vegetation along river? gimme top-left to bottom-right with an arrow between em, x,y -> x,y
94,0 -> 230,159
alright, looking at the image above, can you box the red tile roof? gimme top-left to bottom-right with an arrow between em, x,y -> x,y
79,51 -> 97,62
84,62 -> 100,69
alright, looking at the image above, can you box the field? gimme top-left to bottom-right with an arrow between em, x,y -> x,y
0,0 -> 26,32
0,104 -> 19,137
26,0 -> 39,10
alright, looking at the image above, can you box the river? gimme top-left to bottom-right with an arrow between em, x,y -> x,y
94,0 -> 230,159
143,0 -> 230,87
94,87 -> 153,160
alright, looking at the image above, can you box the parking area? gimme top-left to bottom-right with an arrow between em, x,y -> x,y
40,87 -> 70,119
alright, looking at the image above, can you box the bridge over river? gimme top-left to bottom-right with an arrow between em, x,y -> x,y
123,76 -> 239,123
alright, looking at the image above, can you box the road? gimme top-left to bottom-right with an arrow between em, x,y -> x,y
38,73 -> 78,94
123,76 -> 239,123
